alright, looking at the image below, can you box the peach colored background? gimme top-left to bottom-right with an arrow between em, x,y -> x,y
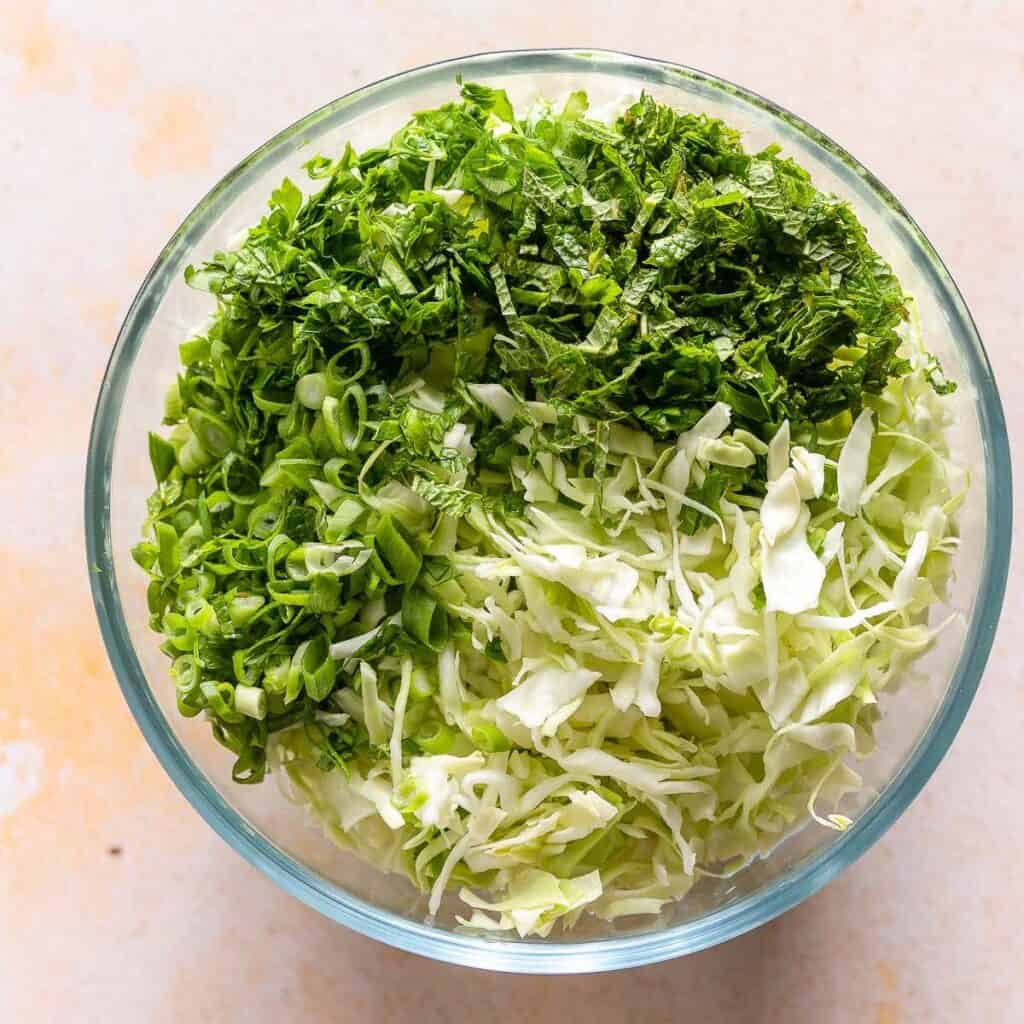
1,2 -> 1022,1021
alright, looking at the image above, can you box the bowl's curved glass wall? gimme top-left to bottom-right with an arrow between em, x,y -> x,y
87,50 -> 1010,971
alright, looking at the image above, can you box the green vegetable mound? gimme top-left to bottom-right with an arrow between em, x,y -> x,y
134,84 -> 960,935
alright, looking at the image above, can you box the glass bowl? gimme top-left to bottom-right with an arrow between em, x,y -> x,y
85,49 -> 1012,972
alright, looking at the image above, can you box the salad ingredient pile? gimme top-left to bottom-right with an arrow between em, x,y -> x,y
134,83 -> 962,936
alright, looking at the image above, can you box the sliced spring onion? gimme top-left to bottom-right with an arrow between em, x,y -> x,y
414,719 -> 459,755
296,372 -> 328,410
401,587 -> 449,650
187,408 -> 236,457
373,515 -> 422,584
235,684 -> 268,720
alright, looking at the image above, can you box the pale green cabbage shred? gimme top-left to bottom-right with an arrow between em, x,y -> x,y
270,311 -> 964,937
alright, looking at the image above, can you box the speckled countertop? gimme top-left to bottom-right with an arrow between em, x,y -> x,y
1,2 -> 1021,1021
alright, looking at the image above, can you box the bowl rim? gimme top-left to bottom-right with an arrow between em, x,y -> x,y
85,47 -> 1013,973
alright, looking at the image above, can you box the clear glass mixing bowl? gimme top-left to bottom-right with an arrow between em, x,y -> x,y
85,49 -> 1012,972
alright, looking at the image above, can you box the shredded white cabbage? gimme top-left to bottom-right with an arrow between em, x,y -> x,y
271,316 -> 963,937
837,409 -> 875,515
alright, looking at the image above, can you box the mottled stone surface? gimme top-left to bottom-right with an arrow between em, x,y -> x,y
1,3 -> 1021,1020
